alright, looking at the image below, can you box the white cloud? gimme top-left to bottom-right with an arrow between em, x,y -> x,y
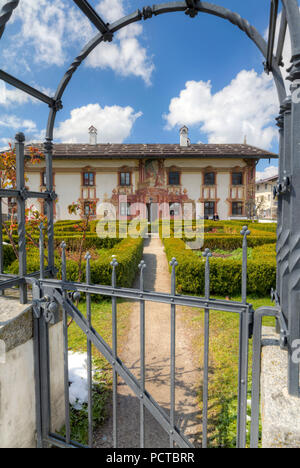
2,0 -> 94,68
0,114 -> 37,132
256,165 -> 278,181
164,69 -> 279,149
1,0 -> 154,84
264,10 -> 292,91
53,103 -> 142,143
0,82 -> 31,107
86,0 -> 154,85
0,81 -> 54,108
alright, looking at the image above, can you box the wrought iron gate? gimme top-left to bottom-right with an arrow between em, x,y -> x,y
25,223 -> 270,449
0,0 -> 300,449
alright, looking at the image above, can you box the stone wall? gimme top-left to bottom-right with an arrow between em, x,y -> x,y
261,327 -> 300,448
0,297 -> 64,448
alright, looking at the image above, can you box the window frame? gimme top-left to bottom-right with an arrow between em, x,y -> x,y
232,201 -> 243,216
120,172 -> 131,187
168,171 -> 180,186
204,201 -> 215,217
204,172 -> 216,186
232,172 -> 243,186
83,172 -> 95,187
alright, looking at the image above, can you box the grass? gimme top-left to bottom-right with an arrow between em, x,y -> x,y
195,247 -> 254,260
60,298 -> 132,446
180,295 -> 275,448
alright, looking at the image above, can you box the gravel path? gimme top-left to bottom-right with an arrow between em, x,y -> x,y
95,237 -> 201,448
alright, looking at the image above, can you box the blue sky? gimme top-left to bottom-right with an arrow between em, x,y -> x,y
0,0 -> 293,179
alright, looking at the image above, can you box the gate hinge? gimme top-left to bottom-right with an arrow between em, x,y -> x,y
273,176 -> 291,198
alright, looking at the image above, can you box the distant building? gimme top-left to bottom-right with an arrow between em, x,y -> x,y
255,174 -> 278,220
18,126 -> 277,221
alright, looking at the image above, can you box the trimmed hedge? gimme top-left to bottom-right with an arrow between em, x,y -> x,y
163,238 -> 276,297
2,243 -> 15,268
8,237 -> 144,288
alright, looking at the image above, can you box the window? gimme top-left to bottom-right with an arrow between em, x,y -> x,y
204,172 -> 215,186
41,171 -> 46,187
83,172 -> 95,187
265,184 -> 268,190
84,202 -> 96,217
232,202 -> 243,216
204,201 -> 215,218
120,202 -> 131,216
169,171 -> 180,186
120,172 -> 131,186
232,172 -> 243,186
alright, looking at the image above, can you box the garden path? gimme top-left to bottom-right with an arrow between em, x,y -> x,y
94,237 -> 201,448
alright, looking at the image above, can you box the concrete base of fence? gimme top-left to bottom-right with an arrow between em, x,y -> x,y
0,296 -> 65,448
261,326 -> 300,448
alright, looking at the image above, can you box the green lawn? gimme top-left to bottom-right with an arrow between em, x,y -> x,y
180,295 -> 275,448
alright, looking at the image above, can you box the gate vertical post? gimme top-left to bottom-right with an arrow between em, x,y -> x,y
0,178 -> 3,296
15,132 -> 27,304
287,69 -> 300,397
44,138 -> 55,277
237,227 -> 250,448
281,0 -> 300,398
277,98 -> 291,327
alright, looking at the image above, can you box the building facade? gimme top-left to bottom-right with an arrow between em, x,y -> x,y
255,175 -> 278,220
23,127 -> 277,222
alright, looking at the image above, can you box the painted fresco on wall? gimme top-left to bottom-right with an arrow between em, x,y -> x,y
144,159 -> 164,187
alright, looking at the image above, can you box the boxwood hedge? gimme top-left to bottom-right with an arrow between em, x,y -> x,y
8,237 -> 144,288
163,238 -> 276,297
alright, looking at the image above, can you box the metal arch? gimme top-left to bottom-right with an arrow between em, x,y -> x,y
0,0 -> 19,40
45,0 -> 287,140
282,0 -> 300,59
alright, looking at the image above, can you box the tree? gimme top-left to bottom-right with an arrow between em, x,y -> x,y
67,200 -> 97,282
0,143 -> 45,258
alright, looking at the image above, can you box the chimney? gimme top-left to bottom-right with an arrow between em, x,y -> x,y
89,125 -> 97,145
180,126 -> 190,147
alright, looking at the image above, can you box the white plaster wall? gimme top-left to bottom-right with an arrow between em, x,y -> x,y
96,173 -> 118,202
0,322 -> 64,448
55,173 -> 81,220
181,173 -> 201,201
217,173 -> 230,220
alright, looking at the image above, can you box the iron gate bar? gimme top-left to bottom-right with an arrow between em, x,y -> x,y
111,257 -> 118,448
85,253 -> 93,449
202,248 -> 212,448
170,258 -> 178,448
61,242 -> 71,445
52,289 -> 193,449
139,261 -> 146,448
0,69 -> 56,107
34,278 -> 253,315
0,1 -> 19,40
266,0 -> 279,73
276,7 -> 287,66
73,0 -> 112,37
0,189 -> 52,199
